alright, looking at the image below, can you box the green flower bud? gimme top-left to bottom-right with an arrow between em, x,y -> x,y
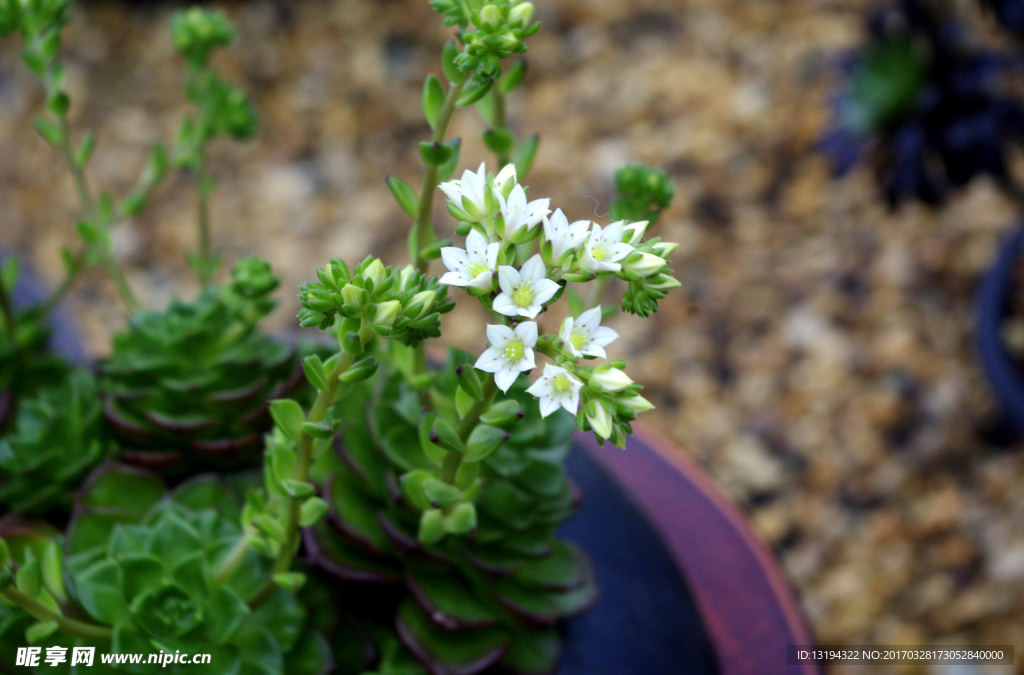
653,241 -> 679,258
407,290 -> 437,321
362,258 -> 386,290
509,2 -> 534,27
619,393 -> 655,414
373,300 -> 402,328
648,275 -> 681,291
341,285 -> 364,307
622,221 -> 649,245
585,400 -> 613,439
478,4 -> 502,30
623,251 -> 667,277
590,366 -> 634,393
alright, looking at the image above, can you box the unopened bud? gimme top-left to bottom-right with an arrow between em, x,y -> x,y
648,274 -> 681,291
407,290 -> 436,321
478,4 -> 502,30
509,2 -> 534,27
341,285 -> 364,307
362,259 -> 386,290
624,251 -> 666,277
585,400 -> 613,439
494,164 -> 517,199
622,220 -> 648,245
653,241 -> 678,258
619,393 -> 655,414
590,366 -> 633,393
373,300 -> 402,328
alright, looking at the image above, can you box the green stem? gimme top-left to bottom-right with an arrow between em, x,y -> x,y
211,534 -> 252,589
196,155 -> 213,286
414,78 -> 467,275
0,277 -> 16,342
440,377 -> 499,484
586,276 -> 609,310
38,250 -> 85,317
247,323 -> 372,609
1,587 -> 112,642
56,103 -> 139,312
492,88 -> 510,168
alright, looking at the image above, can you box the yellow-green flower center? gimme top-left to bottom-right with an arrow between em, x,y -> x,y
569,332 -> 587,350
467,261 -> 488,278
591,246 -> 607,261
552,373 -> 573,393
512,284 -> 535,307
504,339 -> 525,362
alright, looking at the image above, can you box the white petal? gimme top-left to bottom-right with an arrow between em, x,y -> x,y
486,324 -> 514,347
525,378 -> 548,397
580,343 -> 607,359
563,388 -> 580,415
519,347 -> 536,371
518,304 -> 541,320
494,367 -> 518,393
515,321 -> 538,347
474,348 -> 504,373
531,279 -> 560,305
492,294 -> 519,317
538,396 -> 559,418
439,271 -> 469,287
484,242 -> 499,270
590,325 -> 618,346
519,254 -> 546,284
576,307 -> 603,332
497,266 -> 519,296
602,221 -> 625,243
438,182 -> 462,203
441,247 -> 471,274
465,229 -> 490,259
607,243 -> 634,263
495,163 -> 517,186
467,270 -> 494,290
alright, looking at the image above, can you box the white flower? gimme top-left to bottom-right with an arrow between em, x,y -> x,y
474,322 -> 538,392
439,162 -> 492,221
559,307 -> 618,358
497,183 -> 550,244
493,254 -> 560,319
543,208 -> 590,264
579,221 -> 633,273
590,366 -> 633,393
439,229 -> 499,290
622,220 -> 648,246
526,365 -> 582,418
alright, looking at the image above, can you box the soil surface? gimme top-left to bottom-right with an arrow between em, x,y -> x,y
2,0 -> 1023,671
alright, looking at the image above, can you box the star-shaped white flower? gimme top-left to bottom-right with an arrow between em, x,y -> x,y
474,321 -> 538,392
439,162 -> 491,221
579,221 -> 633,273
439,229 -> 499,290
543,208 -> 590,264
494,163 -> 517,197
559,307 -> 619,358
493,254 -> 560,319
497,183 -> 550,243
526,364 -> 583,418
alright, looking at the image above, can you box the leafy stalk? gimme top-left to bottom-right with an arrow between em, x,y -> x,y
441,376 -> 499,484
0,586 -> 112,642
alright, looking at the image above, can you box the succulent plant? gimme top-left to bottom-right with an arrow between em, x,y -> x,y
0,368 -> 110,518
100,258 -> 305,475
305,351 -> 597,675
0,464 -> 334,675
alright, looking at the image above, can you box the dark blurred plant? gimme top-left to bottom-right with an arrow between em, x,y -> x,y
824,0 -> 1024,206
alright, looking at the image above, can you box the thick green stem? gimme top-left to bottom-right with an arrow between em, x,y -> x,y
1,587 -> 112,642
248,323 -> 372,608
440,377 -> 499,484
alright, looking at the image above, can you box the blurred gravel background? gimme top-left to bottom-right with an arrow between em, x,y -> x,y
2,0 -> 1024,671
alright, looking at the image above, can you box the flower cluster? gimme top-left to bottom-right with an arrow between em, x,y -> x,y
437,163 -> 676,446
298,257 -> 455,347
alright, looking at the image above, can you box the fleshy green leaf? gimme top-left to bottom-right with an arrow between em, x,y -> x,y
387,175 -> 419,218
511,134 -> 539,178
269,399 -> 305,441
423,74 -> 445,130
